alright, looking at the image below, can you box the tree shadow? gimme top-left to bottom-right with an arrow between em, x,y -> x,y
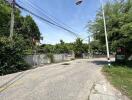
91,60 -> 108,66
0,70 -> 31,93
112,60 -> 132,68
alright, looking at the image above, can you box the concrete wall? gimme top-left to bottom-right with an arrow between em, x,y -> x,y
24,53 -> 75,67
82,53 -> 115,59
24,54 -> 51,66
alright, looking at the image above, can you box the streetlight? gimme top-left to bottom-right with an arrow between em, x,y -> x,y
75,0 -> 83,5
75,0 -> 111,66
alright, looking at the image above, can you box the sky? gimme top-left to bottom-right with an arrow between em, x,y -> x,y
15,0 -> 108,44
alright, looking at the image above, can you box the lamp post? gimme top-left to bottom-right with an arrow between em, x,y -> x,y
75,0 -> 83,5
88,35 -> 91,58
75,0 -> 111,65
99,0 -> 111,66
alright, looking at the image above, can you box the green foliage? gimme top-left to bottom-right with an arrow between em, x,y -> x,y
0,0 -> 41,47
74,38 -> 84,57
88,0 -> 132,54
39,44 -> 55,53
46,53 -> 54,63
0,0 -> 41,75
0,0 -> 11,36
89,40 -> 106,54
54,40 -> 69,54
39,39 -> 89,57
20,16 -> 41,41
0,35 -> 31,75
103,61 -> 132,99
39,40 -> 73,54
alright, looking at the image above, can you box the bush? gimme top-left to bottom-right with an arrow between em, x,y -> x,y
0,35 -> 31,75
103,63 -> 132,99
46,53 -> 54,63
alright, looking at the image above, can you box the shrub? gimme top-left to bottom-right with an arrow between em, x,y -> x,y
46,53 -> 54,63
0,35 -> 31,75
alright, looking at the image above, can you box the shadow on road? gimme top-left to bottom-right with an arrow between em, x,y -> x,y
0,70 -> 32,93
91,60 -> 107,65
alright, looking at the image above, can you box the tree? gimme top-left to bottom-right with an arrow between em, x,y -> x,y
0,0 -> 11,36
39,39 -> 90,58
0,35 -> 31,75
40,44 -> 55,53
74,38 -> 84,57
88,0 -> 132,55
0,0 -> 41,75
0,0 -> 41,47
21,16 -> 41,41
54,40 -> 69,54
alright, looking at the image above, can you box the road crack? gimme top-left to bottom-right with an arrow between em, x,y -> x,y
87,82 -> 96,100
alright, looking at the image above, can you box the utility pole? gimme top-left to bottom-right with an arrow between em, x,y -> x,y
10,0 -> 15,40
75,0 -> 111,65
100,0 -> 111,66
88,36 -> 91,58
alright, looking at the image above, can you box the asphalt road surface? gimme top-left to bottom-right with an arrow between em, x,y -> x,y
0,58 -> 129,100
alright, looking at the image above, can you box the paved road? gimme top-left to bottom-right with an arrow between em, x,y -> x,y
0,58 -> 129,100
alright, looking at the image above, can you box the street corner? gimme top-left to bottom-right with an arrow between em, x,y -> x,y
89,80 -> 129,100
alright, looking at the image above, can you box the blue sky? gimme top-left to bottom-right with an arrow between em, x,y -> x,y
16,0 -> 108,44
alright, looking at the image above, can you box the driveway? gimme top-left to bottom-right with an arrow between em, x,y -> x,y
0,58 -> 129,100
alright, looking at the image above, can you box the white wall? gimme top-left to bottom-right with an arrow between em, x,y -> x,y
24,53 -> 75,67
24,54 -> 51,66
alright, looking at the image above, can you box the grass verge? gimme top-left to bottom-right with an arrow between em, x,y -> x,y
103,61 -> 132,99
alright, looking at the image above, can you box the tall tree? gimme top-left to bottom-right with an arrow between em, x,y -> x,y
74,38 -> 84,57
21,16 -> 41,41
88,0 -> 132,54
0,0 -> 11,36
0,0 -> 41,45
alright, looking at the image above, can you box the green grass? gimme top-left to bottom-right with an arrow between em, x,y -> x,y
103,61 -> 132,99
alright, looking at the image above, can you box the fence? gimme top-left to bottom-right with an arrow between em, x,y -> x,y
82,53 -> 115,59
24,53 -> 75,67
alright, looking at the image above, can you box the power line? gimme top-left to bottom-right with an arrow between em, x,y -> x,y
15,1 -> 80,38
17,0 -> 62,26
82,34 -> 93,41
20,0 -> 81,37
26,0 -> 80,33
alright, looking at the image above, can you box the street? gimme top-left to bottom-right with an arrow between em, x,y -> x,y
0,58 -> 129,100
